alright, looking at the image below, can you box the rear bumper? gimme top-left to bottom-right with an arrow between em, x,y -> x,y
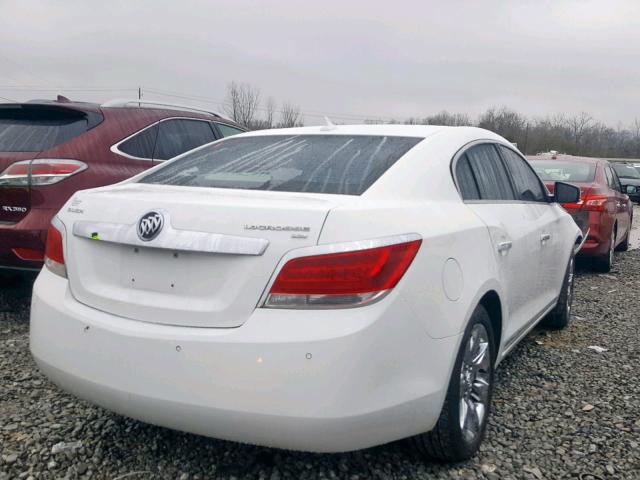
0,208 -> 56,271
572,210 -> 611,257
30,267 -> 460,452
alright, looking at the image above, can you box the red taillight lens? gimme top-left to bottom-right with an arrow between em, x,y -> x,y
582,195 -> 607,211
0,159 -> 87,187
562,195 -> 607,212
265,239 -> 422,308
44,221 -> 67,277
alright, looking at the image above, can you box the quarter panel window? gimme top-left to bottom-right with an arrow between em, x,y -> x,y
499,146 -> 546,202
216,123 -> 245,137
455,154 -> 480,200
118,124 -> 158,159
465,144 -> 515,200
604,166 -> 615,189
153,119 -> 217,161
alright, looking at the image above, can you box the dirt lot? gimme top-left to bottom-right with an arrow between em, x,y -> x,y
1,218 -> 639,480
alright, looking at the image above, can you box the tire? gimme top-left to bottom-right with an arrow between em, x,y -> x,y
411,305 -> 495,462
593,227 -> 615,272
615,220 -> 631,252
542,255 -> 575,329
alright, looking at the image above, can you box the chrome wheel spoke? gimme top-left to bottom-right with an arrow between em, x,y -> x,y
458,323 -> 492,444
471,375 -> 490,402
459,397 -> 468,431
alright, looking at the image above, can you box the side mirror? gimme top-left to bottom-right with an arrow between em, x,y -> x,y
553,181 -> 580,204
626,185 -> 637,195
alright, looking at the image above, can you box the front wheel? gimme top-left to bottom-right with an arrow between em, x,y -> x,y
542,254 -> 575,329
411,305 -> 495,462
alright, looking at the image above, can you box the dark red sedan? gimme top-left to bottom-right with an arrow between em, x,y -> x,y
0,97 -> 245,272
529,154 -> 633,272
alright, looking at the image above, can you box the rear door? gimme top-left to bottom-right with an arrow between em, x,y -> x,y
498,145 -> 567,308
456,143 -> 545,343
0,105 -> 95,223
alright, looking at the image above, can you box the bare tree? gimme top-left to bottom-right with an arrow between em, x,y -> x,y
566,112 -> 593,149
279,102 -> 303,128
423,110 -> 472,126
224,81 -> 261,129
264,97 -> 276,129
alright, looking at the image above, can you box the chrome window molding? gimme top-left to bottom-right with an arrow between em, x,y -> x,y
110,117 -> 218,162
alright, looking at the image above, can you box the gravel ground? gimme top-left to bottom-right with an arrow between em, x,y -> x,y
2,244 -> 640,479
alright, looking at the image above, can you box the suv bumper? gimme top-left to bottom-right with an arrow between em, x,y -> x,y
0,208 -> 56,271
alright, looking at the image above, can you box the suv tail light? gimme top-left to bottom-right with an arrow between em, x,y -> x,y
0,159 -> 87,187
45,218 -> 66,278
264,237 -> 422,308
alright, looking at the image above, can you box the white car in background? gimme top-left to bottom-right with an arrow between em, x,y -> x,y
30,125 -> 582,461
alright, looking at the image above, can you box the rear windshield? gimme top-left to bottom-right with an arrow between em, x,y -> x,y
530,160 -> 596,183
612,163 -> 640,179
0,107 -> 91,152
139,134 -> 423,195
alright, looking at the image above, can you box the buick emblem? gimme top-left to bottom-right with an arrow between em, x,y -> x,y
137,211 -> 164,241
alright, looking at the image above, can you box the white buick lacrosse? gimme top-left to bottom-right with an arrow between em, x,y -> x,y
30,125 -> 582,461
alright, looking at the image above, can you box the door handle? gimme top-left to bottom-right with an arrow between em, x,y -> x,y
497,241 -> 512,253
540,233 -> 551,243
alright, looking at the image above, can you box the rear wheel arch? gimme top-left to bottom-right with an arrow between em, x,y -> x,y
478,290 -> 502,361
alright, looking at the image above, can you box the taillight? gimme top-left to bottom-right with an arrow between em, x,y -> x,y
264,237 -> 422,308
582,196 -> 607,211
44,218 -> 66,278
562,195 -> 607,212
0,159 -> 87,187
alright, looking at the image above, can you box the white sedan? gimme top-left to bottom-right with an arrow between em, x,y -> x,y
30,125 -> 582,461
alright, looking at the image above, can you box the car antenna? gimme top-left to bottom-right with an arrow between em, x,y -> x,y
320,116 -> 337,131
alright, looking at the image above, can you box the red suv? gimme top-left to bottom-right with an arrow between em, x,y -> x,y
0,98 -> 245,272
529,154 -> 633,272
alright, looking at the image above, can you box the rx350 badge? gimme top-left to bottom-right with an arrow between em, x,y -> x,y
137,211 -> 164,241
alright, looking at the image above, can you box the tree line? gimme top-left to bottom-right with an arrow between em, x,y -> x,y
223,81 -> 303,130
224,82 -> 640,159
370,107 -> 640,159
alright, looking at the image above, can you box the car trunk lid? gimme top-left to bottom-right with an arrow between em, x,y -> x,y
64,183 -> 346,328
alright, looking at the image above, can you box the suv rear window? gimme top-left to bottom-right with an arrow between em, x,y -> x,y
139,134 -> 422,195
0,107 -> 96,152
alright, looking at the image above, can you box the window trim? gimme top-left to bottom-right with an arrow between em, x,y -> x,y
496,143 -> 550,203
110,116 -> 220,161
451,140 -> 550,204
450,140 -> 515,203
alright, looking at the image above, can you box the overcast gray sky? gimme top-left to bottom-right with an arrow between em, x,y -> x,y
0,0 -> 638,125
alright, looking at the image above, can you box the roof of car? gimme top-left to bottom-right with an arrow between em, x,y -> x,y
238,124 -> 501,140
1,98 -> 239,125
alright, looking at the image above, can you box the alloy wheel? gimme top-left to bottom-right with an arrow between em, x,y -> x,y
459,323 -> 491,444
